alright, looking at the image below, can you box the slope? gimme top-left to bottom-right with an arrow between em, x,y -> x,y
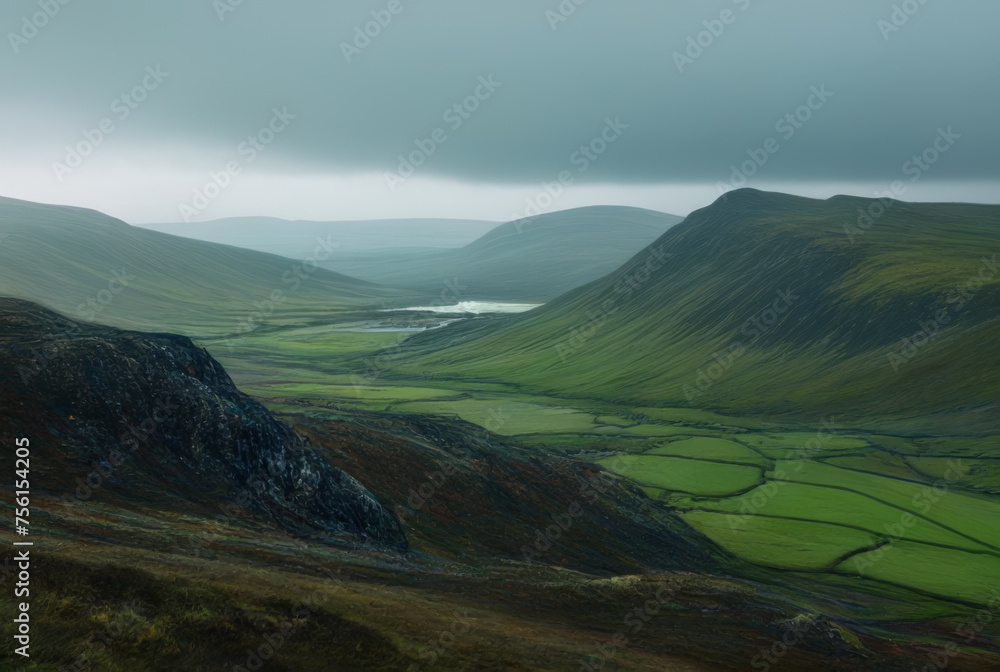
324,205 -> 684,301
0,298 -> 406,549
138,215 -> 499,257
0,196 -> 410,338
393,189 -> 1000,432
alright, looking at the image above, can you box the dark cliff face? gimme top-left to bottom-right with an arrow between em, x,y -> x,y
0,298 -> 406,551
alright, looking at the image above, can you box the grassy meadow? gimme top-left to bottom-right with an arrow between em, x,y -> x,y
205,321 -> 1000,611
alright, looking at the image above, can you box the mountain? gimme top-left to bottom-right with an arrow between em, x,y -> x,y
0,298 -> 406,549
393,189 -> 1000,432
324,206 -> 684,301
0,197 -> 410,338
137,216 -> 499,256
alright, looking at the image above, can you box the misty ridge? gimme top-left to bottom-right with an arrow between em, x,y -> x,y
1,2 -> 999,671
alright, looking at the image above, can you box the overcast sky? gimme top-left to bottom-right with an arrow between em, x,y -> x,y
0,0 -> 997,223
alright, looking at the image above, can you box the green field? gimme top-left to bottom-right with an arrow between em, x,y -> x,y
682,511 -> 879,571
597,455 -> 762,497
207,322 -> 1000,607
702,482 -> 995,552
394,398 -> 602,435
836,541 -> 1000,605
647,437 -> 769,464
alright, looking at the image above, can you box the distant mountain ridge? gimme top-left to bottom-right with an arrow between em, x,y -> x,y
327,205 -> 684,301
138,216 -> 499,257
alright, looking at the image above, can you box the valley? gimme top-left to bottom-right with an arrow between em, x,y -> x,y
3,191 -> 999,670
208,317 -> 1000,614
5,5 -> 997,669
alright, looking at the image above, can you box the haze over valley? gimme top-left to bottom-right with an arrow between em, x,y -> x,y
1,2 -> 999,671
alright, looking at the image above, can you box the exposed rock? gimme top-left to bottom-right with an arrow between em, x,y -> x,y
0,298 -> 406,551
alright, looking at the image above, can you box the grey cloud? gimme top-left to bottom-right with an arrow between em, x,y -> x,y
1,0 -> 998,187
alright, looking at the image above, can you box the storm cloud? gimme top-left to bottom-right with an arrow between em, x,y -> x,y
0,0 -> 997,221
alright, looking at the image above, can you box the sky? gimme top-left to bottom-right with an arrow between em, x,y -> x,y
0,0 -> 997,224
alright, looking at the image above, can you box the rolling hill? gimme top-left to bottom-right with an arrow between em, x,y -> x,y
137,216 -> 499,257
319,205 -> 684,301
392,189 -> 1000,432
0,196 -> 410,338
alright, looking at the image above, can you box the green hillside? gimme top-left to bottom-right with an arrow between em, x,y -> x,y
326,206 -> 683,301
0,196 -> 409,338
393,189 -> 1000,432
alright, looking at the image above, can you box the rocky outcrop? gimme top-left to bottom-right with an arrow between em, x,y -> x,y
0,298 -> 406,550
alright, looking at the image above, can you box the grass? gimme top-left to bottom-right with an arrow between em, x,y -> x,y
836,541 -> 1000,605
824,452 -> 927,481
702,482 -> 996,552
592,424 -> 717,437
391,192 -> 1000,434
9,193 -> 1000,664
634,407 -> 768,429
205,320 -> 1000,607
647,437 -> 769,464
393,398 -> 600,435
0,553 -> 407,672
781,460 -> 1000,550
598,455 -> 762,497
0,197 -> 411,339
748,433 -> 872,459
204,319 -> 1000,608
248,383 -> 461,403
681,511 -> 879,571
